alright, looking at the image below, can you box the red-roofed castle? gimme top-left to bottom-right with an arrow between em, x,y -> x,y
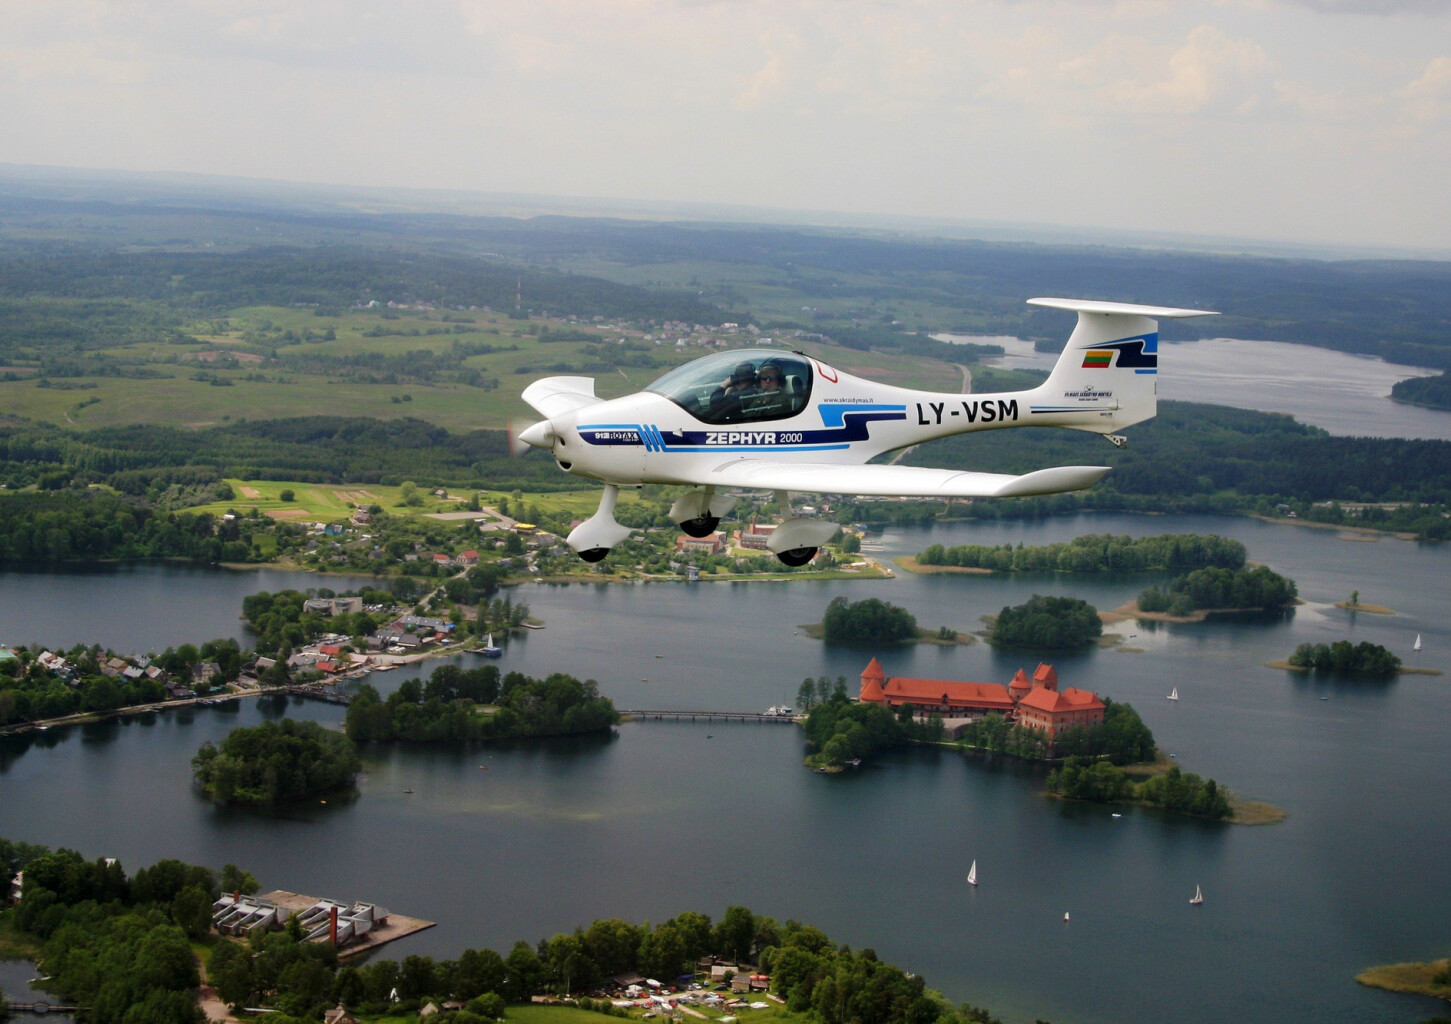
859,659 -> 1104,739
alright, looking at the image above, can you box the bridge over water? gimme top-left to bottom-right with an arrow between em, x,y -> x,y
620,709 -> 800,724
8,1002 -> 83,1015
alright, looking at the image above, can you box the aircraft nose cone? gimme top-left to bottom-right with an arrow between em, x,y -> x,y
517,419 -> 556,450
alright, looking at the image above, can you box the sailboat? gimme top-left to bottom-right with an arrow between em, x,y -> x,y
1414,633 -> 1423,651
1190,884 -> 1204,906
1167,687 -> 1179,701
967,860 -> 978,887
479,632 -> 503,658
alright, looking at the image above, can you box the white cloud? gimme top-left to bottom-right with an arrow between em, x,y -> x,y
0,0 -> 1448,249
1394,55 -> 1451,132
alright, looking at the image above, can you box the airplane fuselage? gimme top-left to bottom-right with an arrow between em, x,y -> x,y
541,351 -> 1123,487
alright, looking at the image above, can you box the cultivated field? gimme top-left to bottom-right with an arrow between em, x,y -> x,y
0,304 -> 966,433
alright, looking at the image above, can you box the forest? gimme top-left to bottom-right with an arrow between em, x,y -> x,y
916,532 -> 1247,573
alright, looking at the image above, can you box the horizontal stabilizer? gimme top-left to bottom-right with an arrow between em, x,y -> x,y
700,460 -> 1111,498
1027,297 -> 1218,320
521,376 -> 601,419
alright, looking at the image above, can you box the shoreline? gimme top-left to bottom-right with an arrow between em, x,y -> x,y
1356,959 -> 1451,1002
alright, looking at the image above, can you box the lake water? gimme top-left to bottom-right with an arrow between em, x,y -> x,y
936,334 -> 1450,441
2,513 -> 1449,1024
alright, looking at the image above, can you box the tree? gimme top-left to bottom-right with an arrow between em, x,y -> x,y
504,940 -> 544,1001
715,905 -> 756,963
210,940 -> 257,1010
220,864 -> 260,895
455,947 -> 507,999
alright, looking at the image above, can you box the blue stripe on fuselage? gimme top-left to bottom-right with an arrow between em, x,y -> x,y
578,407 -> 907,454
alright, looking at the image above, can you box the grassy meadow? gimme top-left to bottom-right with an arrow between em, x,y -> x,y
185,481 -> 655,526
0,302 -> 968,433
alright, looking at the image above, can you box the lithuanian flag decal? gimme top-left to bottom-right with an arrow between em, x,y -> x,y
1081,350 -> 1114,369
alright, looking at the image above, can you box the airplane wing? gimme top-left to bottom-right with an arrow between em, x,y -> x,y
521,376 -> 601,418
698,460 -> 1111,498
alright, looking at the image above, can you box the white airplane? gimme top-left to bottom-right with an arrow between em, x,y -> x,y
516,297 -> 1217,564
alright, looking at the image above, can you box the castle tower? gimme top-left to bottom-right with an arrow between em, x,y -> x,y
1009,668 -> 1032,703
1033,663 -> 1059,692
860,658 -> 887,703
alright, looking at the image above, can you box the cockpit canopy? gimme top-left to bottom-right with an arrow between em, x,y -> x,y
646,349 -> 814,425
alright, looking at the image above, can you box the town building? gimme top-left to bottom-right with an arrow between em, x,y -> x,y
858,659 -> 1105,739
675,532 -> 724,555
734,519 -> 776,551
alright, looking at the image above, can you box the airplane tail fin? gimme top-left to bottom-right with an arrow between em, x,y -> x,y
1029,298 -> 1217,434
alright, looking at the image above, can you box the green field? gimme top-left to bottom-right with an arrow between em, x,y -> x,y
184,481 -> 656,527
0,301 -> 967,433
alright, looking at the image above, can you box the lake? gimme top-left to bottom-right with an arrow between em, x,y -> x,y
936,334 -> 1450,441
2,513 -> 1448,1024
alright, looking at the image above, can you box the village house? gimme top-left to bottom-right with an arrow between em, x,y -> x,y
858,659 -> 1105,739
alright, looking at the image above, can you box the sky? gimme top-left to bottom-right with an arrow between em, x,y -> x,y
3,1 -> 1450,254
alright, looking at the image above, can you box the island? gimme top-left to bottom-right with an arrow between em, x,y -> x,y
989,594 -> 1102,649
822,658 -> 1283,823
344,665 -> 619,742
191,720 -> 362,805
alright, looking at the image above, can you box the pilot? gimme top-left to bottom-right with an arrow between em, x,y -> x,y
747,360 -> 789,416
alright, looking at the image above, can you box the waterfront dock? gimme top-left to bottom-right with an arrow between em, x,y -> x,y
258,890 -> 434,959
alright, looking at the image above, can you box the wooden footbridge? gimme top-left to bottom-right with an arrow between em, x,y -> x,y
621,709 -> 800,724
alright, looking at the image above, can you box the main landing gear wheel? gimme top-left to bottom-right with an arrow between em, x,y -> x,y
776,547 -> 817,567
578,548 -> 610,563
680,515 -> 720,538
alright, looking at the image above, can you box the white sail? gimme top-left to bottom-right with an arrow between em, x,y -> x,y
1190,884 -> 1203,905
1167,687 -> 1179,701
967,860 -> 978,886
1415,633 -> 1423,651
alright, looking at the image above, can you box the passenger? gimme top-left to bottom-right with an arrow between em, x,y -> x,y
708,361 -> 760,421
722,361 -> 759,398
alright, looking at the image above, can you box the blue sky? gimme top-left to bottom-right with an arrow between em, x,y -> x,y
3,1 -> 1449,253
